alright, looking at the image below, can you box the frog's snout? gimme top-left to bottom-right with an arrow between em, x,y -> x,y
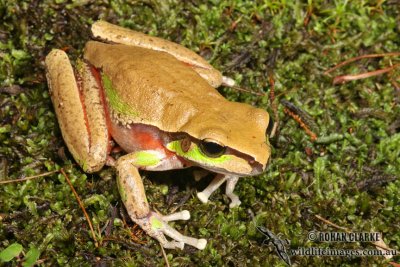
248,162 -> 264,176
252,156 -> 271,176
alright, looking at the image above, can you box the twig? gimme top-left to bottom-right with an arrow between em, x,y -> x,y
324,52 -> 400,75
281,100 -> 318,141
283,108 -> 317,141
303,3 -> 313,27
333,64 -> 400,85
314,214 -> 349,232
229,85 -> 266,96
169,188 -> 193,214
268,73 -> 279,138
160,243 -> 170,267
0,170 -> 59,185
120,211 -> 147,244
60,168 -> 99,247
102,237 -> 152,255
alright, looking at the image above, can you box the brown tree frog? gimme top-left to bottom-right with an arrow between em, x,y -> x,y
45,21 -> 272,250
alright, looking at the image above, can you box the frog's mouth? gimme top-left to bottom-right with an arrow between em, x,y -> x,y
210,147 -> 265,176
199,161 -> 265,177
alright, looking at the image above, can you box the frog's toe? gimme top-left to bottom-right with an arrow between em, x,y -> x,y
158,237 -> 185,250
161,222 -> 207,250
228,196 -> 241,208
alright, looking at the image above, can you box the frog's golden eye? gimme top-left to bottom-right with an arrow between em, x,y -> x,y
199,140 -> 226,158
266,117 -> 274,137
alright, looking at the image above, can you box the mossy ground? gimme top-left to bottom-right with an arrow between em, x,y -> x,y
1,1 -> 399,266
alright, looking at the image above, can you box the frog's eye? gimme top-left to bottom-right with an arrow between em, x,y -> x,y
199,140 -> 226,158
266,117 -> 274,137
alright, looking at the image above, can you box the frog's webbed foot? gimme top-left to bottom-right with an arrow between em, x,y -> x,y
135,210 -> 207,250
197,174 -> 241,208
116,154 -> 206,250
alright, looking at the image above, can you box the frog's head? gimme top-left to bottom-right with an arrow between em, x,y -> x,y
166,101 -> 272,177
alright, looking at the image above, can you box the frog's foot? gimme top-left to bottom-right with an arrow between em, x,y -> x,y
197,174 -> 241,208
134,210 -> 207,250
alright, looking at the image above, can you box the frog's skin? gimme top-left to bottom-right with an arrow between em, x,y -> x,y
45,21 -> 272,250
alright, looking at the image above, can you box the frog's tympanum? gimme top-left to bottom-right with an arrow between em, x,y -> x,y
45,21 -> 272,250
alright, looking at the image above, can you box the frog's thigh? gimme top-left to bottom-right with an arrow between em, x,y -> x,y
45,49 -> 108,173
91,20 -> 223,87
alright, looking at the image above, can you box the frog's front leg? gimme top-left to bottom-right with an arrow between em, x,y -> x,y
116,153 -> 207,250
197,175 -> 241,208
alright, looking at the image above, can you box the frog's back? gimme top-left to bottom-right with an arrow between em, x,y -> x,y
84,41 -> 270,164
84,41 -> 225,129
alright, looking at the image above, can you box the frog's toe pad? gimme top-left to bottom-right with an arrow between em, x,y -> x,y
229,198 -> 241,208
197,191 -> 210,203
196,239 -> 207,250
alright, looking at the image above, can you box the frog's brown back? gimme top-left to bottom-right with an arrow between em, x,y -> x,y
84,41 -> 270,165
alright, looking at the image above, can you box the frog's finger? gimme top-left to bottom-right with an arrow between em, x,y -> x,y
225,176 -> 241,208
162,210 -> 190,222
197,174 -> 227,203
160,221 -> 207,250
155,234 -> 184,250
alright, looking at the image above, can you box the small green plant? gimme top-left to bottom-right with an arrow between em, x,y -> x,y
0,243 -> 40,267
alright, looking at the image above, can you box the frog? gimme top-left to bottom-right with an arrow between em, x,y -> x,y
45,20 -> 272,250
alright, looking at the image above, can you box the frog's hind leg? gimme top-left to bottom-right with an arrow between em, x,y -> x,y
91,20 -> 223,88
45,49 -> 109,172
116,154 -> 207,250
